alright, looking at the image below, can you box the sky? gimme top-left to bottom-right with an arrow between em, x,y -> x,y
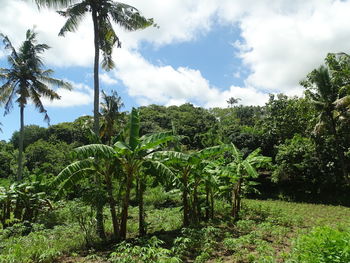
1,0 -> 350,141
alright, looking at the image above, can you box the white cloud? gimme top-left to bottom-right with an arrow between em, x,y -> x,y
112,49 -> 268,107
219,0 -> 350,95
99,73 -> 118,86
42,82 -> 93,107
2,0 -> 350,108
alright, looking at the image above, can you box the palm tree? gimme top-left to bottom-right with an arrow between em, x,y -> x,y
35,0 -> 153,136
0,29 -> 71,180
301,65 -> 348,183
99,89 -> 124,145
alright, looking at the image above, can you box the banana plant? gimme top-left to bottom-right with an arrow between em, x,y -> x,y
0,182 -> 51,228
220,144 -> 271,221
52,108 -> 175,240
151,144 -> 229,226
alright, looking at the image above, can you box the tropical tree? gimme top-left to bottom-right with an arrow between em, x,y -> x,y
152,145 -> 228,226
0,29 -> 71,180
52,108 -> 175,239
301,61 -> 349,184
220,144 -> 271,221
99,89 -> 124,145
35,0 -> 153,136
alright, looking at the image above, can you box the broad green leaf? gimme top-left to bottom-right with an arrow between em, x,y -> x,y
191,144 -> 229,163
150,151 -> 190,163
242,160 -> 259,178
114,141 -> 132,156
74,144 -> 115,159
230,143 -> 243,161
50,159 -> 94,189
138,131 -> 174,152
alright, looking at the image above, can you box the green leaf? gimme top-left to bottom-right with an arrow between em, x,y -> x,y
138,131 -> 174,152
242,160 -> 259,178
50,159 -> 94,189
74,144 -> 115,159
150,151 -> 190,164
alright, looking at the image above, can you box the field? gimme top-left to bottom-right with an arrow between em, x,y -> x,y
1,188 -> 349,263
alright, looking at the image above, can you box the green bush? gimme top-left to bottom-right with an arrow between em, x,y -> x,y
290,226 -> 350,263
109,236 -> 181,263
0,224 -> 84,263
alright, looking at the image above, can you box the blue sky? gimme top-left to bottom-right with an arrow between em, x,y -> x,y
1,0 -> 350,141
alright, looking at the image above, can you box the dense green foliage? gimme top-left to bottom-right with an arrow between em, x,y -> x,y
0,18 -> 350,262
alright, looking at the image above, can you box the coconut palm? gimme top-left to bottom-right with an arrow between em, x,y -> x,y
99,89 -> 124,145
302,65 -> 348,183
35,0 -> 153,136
0,29 -> 71,180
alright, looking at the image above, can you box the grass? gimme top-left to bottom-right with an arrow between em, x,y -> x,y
0,195 -> 349,263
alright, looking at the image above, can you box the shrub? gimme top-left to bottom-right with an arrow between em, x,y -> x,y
109,236 -> 181,263
290,226 -> 350,263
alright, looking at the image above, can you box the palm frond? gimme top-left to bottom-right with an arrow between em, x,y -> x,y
29,85 -> 51,124
58,1 -> 88,36
35,0 -> 75,9
99,17 -> 117,70
109,2 -> 153,31
38,75 -> 72,90
0,33 -> 19,60
1,81 -> 17,115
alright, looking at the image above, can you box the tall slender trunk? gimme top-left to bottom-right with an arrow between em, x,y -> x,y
17,105 -> 24,181
120,169 -> 133,240
183,168 -> 189,227
92,9 -> 100,135
92,9 -> 106,240
105,175 -> 119,240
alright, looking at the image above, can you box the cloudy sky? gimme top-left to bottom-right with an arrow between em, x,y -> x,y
1,0 -> 350,140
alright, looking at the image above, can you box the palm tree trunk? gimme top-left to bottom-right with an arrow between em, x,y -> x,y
17,105 -> 24,181
91,9 -> 106,241
92,8 -> 100,136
